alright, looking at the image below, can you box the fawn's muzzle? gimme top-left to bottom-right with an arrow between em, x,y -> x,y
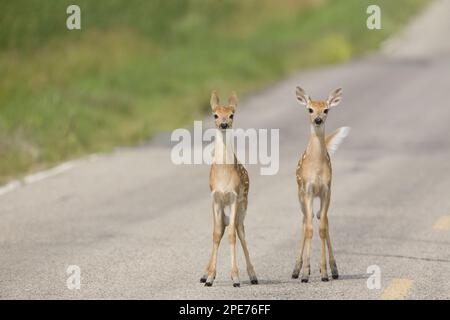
314,117 -> 323,125
220,123 -> 229,129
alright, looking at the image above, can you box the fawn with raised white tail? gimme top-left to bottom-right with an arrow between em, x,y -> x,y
200,91 -> 258,287
292,86 -> 350,283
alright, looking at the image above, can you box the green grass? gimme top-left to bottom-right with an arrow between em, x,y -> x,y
0,0 -> 429,183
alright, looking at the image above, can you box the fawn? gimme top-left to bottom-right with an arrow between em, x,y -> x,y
200,91 -> 258,287
292,86 -> 350,282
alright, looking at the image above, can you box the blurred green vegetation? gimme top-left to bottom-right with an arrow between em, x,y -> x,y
0,0 -> 429,183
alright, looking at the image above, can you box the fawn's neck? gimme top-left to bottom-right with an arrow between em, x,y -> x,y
214,129 -> 235,165
306,124 -> 327,159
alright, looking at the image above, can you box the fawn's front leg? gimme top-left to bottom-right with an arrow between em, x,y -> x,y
300,195 -> 314,283
318,192 -> 331,281
229,193 -> 240,287
292,215 -> 306,279
201,201 -> 225,286
326,220 -> 339,279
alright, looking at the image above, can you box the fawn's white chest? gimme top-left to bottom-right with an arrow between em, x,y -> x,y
210,131 -> 239,203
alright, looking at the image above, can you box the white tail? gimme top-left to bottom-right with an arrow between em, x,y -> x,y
325,127 -> 351,155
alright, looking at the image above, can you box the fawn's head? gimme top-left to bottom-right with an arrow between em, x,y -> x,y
296,86 -> 342,127
210,91 -> 237,130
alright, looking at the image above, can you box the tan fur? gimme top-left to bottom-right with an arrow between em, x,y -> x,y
200,91 -> 257,287
292,86 -> 346,282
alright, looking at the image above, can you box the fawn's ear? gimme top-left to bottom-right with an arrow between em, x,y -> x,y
296,86 -> 310,106
327,87 -> 343,108
210,91 -> 220,111
228,91 -> 237,110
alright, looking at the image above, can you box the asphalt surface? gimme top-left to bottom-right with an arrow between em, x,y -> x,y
1,0 -> 450,299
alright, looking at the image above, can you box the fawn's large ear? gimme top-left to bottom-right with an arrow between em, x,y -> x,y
228,91 -> 237,110
296,86 -> 310,106
327,87 -> 343,108
210,91 -> 220,111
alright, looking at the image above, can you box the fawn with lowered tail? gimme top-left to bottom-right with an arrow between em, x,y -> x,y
292,86 -> 350,283
200,91 -> 258,287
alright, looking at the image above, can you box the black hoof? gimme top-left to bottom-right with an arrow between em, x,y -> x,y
233,283 -> 241,288
200,277 -> 207,283
292,273 -> 299,279
205,282 -> 213,287
321,277 -> 329,282
332,274 -> 339,280
251,279 -> 258,285
301,278 -> 309,283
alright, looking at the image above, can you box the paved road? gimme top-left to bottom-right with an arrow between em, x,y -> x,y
1,0 -> 450,299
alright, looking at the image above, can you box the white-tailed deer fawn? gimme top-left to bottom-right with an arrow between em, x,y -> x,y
200,91 -> 258,287
292,86 -> 350,282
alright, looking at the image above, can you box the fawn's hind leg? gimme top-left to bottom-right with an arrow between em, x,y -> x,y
236,207 -> 258,284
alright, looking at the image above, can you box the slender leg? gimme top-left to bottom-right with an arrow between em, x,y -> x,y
326,219 -> 339,279
236,219 -> 258,284
301,196 -> 313,283
318,193 -> 331,281
227,198 -> 240,287
292,216 -> 306,279
229,196 -> 240,287
201,201 -> 225,286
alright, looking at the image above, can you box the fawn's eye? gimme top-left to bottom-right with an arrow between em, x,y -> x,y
308,108 -> 314,114
214,114 -> 219,119
229,114 -> 234,119
324,109 -> 329,114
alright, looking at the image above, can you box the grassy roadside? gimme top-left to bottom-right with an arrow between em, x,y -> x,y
0,0 -> 429,184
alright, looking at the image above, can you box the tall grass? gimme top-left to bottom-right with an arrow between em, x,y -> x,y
0,0 -> 429,183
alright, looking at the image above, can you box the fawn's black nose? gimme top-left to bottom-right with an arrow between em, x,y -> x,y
220,123 -> 229,129
314,117 -> 323,125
